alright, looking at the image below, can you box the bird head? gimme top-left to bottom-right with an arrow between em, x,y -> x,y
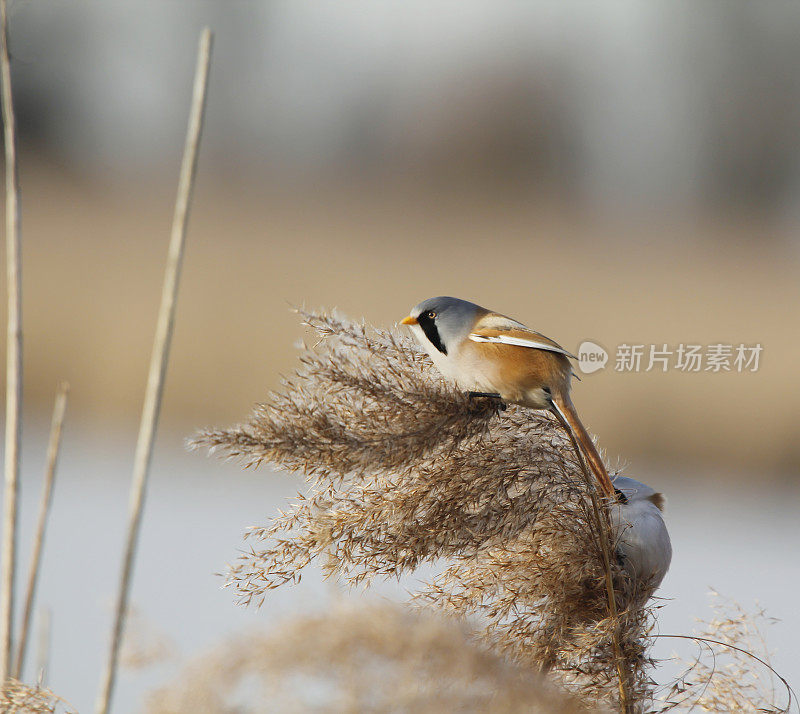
401,296 -> 485,356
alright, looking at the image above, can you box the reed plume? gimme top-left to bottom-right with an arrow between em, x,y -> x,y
653,592 -> 793,713
0,678 -> 75,713
192,309 -> 656,707
145,602 -> 593,714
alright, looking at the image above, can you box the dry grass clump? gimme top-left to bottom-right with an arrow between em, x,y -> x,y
192,310 -> 654,707
145,602 -> 595,714
0,678 -> 75,713
120,607 -> 176,671
654,593 -> 794,713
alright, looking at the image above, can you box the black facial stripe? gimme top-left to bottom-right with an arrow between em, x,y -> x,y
417,313 -> 447,355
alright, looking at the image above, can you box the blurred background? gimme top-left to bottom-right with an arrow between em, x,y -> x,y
0,1 -> 798,711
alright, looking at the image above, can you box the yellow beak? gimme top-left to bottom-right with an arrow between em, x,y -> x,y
400,315 -> 418,325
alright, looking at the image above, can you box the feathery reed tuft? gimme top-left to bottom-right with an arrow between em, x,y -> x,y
0,678 -> 75,713
146,602 -> 594,714
654,593 -> 794,713
192,309 -> 656,706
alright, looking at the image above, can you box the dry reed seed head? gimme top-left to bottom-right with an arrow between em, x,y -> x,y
652,593 -> 793,713
191,309 -> 656,705
145,602 -> 597,714
120,607 -> 176,671
0,678 -> 75,713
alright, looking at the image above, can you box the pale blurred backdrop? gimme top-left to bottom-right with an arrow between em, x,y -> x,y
0,2 -> 799,712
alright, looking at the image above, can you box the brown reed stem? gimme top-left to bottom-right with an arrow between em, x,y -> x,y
589,488 -> 631,713
13,383 -> 69,680
555,416 -> 631,713
0,0 -> 22,685
94,28 -> 213,714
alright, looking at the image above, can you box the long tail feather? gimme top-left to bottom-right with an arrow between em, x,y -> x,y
550,395 -> 614,497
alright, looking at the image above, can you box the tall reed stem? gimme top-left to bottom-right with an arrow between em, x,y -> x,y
94,28 -> 213,714
13,383 -> 68,680
557,419 -> 631,713
0,0 -> 22,685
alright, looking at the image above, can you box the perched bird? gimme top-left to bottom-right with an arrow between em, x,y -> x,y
400,296 -> 615,498
400,296 -> 671,590
610,476 -> 672,590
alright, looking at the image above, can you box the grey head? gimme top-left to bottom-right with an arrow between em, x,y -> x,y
403,296 -> 487,355
611,475 -> 665,510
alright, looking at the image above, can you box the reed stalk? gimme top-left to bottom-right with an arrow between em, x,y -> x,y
0,0 -> 22,685
13,383 -> 69,680
557,421 -> 631,712
94,28 -> 213,714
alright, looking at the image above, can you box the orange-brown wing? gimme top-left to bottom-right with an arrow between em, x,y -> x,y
468,326 -> 577,360
461,327 -> 573,399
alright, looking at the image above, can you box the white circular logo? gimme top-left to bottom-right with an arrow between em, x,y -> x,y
577,340 -> 608,374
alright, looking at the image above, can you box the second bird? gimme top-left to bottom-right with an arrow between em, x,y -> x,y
401,296 -> 615,498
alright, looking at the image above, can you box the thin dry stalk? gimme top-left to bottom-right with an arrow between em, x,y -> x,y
561,428 -> 632,712
94,28 -> 213,714
0,0 -> 22,684
193,309 -> 655,708
13,383 -> 69,680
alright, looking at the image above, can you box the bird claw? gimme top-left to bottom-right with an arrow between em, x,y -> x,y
466,391 -> 507,411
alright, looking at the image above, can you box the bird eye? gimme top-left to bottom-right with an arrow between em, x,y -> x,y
427,310 -> 437,319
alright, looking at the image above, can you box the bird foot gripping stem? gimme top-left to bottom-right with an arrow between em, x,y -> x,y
466,391 -> 507,411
